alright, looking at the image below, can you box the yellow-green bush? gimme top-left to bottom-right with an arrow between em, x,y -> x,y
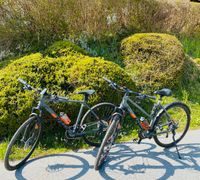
45,41 -> 88,57
121,33 -> 186,91
194,58 -> 200,65
0,53 -> 135,137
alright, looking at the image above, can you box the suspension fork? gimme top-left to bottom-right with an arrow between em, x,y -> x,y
21,113 -> 40,142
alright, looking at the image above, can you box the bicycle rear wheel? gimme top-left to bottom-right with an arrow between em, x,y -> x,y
81,102 -> 116,147
4,116 -> 42,171
94,114 -> 120,170
153,102 -> 190,148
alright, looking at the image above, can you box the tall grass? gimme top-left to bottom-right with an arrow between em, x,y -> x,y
0,0 -> 199,58
179,35 -> 200,58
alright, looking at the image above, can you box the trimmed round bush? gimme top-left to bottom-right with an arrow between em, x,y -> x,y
0,53 -> 135,137
121,33 -> 186,91
45,40 -> 88,57
67,57 -> 136,103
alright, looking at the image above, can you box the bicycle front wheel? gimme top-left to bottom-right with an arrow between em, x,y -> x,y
81,102 -> 117,147
153,102 -> 190,148
94,114 -> 121,170
4,116 -> 42,171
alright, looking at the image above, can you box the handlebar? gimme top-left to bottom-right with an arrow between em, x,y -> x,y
103,77 -> 156,100
18,78 -> 72,104
18,78 -> 36,91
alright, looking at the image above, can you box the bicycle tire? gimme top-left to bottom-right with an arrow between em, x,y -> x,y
94,114 -> 121,170
81,102 -> 117,147
153,102 -> 190,148
4,116 -> 42,171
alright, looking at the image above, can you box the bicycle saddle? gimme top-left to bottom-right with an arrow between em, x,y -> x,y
77,90 -> 95,96
154,88 -> 172,97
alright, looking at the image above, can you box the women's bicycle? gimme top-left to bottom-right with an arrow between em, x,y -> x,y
94,77 -> 191,170
4,78 -> 116,170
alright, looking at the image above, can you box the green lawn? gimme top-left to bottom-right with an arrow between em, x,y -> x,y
179,35 -> 200,59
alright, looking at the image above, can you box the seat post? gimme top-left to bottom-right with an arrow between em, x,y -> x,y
159,95 -> 163,101
84,94 -> 89,102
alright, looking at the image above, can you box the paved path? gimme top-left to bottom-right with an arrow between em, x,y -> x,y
1,130 -> 200,180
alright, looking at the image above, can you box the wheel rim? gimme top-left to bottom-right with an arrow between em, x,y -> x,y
155,105 -> 189,146
98,123 -> 118,167
7,119 -> 41,167
82,104 -> 116,145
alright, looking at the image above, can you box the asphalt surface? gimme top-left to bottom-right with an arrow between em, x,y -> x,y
0,130 -> 200,180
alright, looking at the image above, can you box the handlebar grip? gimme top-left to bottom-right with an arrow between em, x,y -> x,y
18,78 -> 27,85
18,78 -> 34,90
103,77 -> 112,83
109,83 -> 117,90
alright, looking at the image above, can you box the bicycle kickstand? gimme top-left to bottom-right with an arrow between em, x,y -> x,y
172,130 -> 181,159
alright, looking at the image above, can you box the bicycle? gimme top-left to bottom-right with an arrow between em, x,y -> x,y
4,78 -> 117,171
94,77 -> 191,170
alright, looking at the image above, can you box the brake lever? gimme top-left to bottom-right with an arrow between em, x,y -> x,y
50,94 -> 58,102
23,85 -> 31,90
109,83 -> 117,90
103,77 -> 111,83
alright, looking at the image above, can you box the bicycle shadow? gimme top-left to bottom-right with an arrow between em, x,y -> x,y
15,153 -> 92,180
14,142 -> 157,179
88,142 -> 200,180
14,142 -> 200,179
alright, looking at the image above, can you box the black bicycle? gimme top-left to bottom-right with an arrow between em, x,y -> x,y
94,77 -> 191,170
4,78 -> 116,171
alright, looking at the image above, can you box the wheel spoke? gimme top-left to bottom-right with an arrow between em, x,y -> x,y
5,117 -> 41,170
81,103 -> 116,147
153,103 -> 190,148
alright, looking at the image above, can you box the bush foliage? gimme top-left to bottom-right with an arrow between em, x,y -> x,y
194,58 -> 200,65
45,41 -> 88,57
121,33 -> 186,91
0,51 -> 135,137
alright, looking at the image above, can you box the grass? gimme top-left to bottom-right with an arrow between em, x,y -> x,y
179,35 -> 200,59
0,137 -> 92,160
0,141 -> 72,160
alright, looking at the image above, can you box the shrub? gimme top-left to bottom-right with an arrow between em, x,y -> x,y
121,33 -> 186,91
67,56 -> 135,103
0,53 -> 135,137
194,58 -> 200,65
45,41 -> 88,57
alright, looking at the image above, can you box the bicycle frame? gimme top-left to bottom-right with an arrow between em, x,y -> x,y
118,93 -> 165,130
31,90 -> 99,133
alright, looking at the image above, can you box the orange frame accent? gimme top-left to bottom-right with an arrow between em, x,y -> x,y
130,113 -> 137,119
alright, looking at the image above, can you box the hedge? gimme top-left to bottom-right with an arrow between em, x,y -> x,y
194,58 -> 200,65
121,33 -> 186,91
0,53 -> 135,137
44,40 -> 88,57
